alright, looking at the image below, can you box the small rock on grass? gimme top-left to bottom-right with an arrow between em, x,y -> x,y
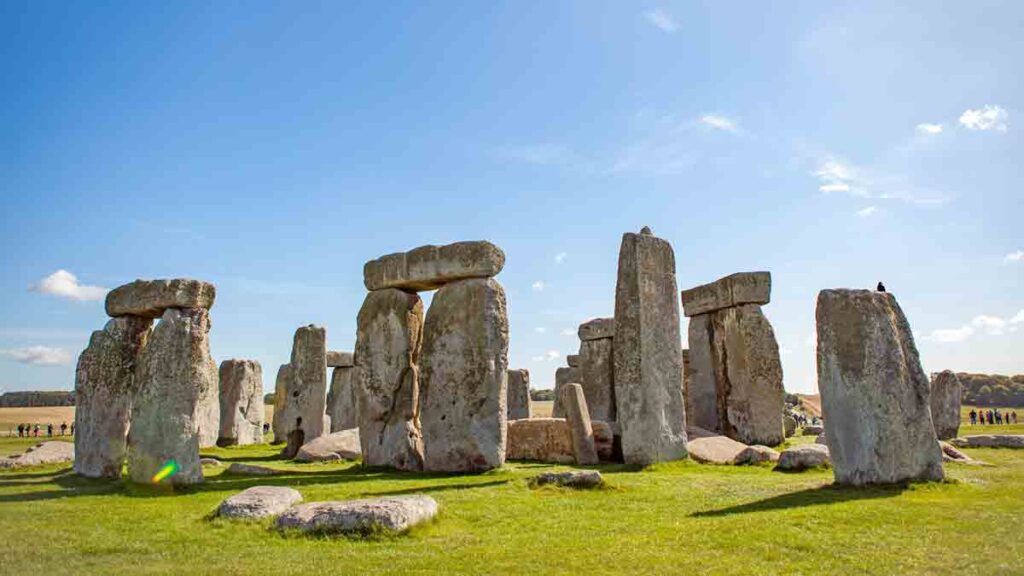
774,444 -> 830,472
532,470 -> 604,489
226,462 -> 282,476
218,486 -> 303,519
200,457 -> 222,466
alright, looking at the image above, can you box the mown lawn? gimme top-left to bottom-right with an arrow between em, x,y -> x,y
1,434 -> 1023,575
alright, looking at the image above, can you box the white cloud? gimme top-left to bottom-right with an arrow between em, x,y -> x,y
925,310 -> 1024,343
1004,250 -> 1024,263
531,281 -> 545,291
697,114 -> 738,133
534,327 -> 547,334
531,350 -> 562,362
30,270 -> 108,302
644,8 -> 679,32
1011,310 -> 1024,324
915,123 -> 943,135
819,183 -> 851,194
971,315 -> 1008,335
546,350 -> 560,359
0,346 -> 73,366
856,206 -> 877,217
561,328 -> 576,336
810,155 -> 947,205
927,326 -> 975,343
959,105 -> 1009,132
554,252 -> 567,264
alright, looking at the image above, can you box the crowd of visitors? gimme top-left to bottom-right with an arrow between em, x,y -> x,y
11,422 -> 73,438
969,409 -> 1018,426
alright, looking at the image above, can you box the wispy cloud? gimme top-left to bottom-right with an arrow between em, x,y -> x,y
1003,250 -> 1024,263
534,327 -> 546,334
925,310 -> 1024,343
531,350 -> 562,362
915,123 -> 943,135
531,281 -> 545,291
697,114 -> 739,133
811,156 -> 947,205
554,252 -> 568,264
0,346 -> 73,366
856,206 -> 877,217
561,328 -> 576,336
959,105 -> 1009,132
644,8 -> 679,32
30,270 -> 108,302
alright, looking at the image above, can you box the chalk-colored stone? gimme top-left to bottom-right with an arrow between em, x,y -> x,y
775,444 -> 831,471
507,369 -> 532,420
949,435 -> 1024,449
930,370 -> 962,440
687,434 -> 746,464
276,496 -> 439,534
735,445 -> 780,465
560,383 -> 598,465
680,272 -> 771,317
217,359 -> 264,447
217,486 -> 303,520
295,428 -> 361,462
363,241 -> 505,291
105,278 -> 216,319
327,366 -> 358,433
0,441 -> 74,470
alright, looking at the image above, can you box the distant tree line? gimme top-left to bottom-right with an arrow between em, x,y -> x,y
958,373 -> 1024,407
264,393 -> 276,405
0,391 -> 75,408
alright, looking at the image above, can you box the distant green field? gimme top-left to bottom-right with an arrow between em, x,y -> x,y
2,430 -> 1023,574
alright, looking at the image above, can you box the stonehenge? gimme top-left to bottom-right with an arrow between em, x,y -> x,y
217,359 -> 264,446
577,317 -> 616,423
682,272 -> 785,447
930,370 -> 962,440
816,289 -> 944,485
613,228 -> 688,465
327,357 -> 358,433
559,383 -> 598,465
551,365 -> 580,418
277,325 -> 328,458
271,363 -> 292,443
507,368 -> 532,420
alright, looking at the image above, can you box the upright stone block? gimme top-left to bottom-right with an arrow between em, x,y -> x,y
686,315 -> 718,432
560,383 -> 598,465
680,272 -> 770,317
354,289 -> 425,471
363,241 -> 505,291
579,337 -> 616,422
281,325 -> 328,451
74,316 -> 152,479
217,359 -> 264,446
105,278 -> 216,318
421,278 -> 509,472
271,364 -> 291,444
930,370 -> 962,440
507,369 -> 532,420
816,289 -> 944,485
613,228 -> 688,465
128,308 -> 217,485
552,366 -> 580,418
327,366 -> 358,433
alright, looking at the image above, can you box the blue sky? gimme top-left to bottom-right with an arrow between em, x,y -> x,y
1,1 -> 1021,395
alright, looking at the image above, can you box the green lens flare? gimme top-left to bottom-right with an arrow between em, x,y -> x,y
151,460 -> 180,483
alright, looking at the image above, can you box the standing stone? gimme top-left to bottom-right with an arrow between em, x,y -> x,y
271,364 -> 291,444
282,325 -> 328,452
560,383 -> 599,465
579,337 -> 616,423
217,359 -> 264,446
327,366 -> 358,433
686,314 -> 718,432
816,289 -> 944,485
354,289 -> 425,471
930,370 -> 962,441
74,316 -> 152,479
421,278 -> 509,472
507,369 -> 532,420
105,278 -> 216,318
613,228 -> 688,465
551,366 -> 580,418
128,308 -> 217,485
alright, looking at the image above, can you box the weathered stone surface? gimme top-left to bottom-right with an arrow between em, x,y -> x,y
127,308 -> 217,485
578,317 -> 614,341
226,463 -> 283,476
276,496 -> 438,534
281,325 -> 328,448
815,432 -> 827,445
271,364 -> 291,443
685,305 -> 784,446
295,428 -> 361,462
217,359 -> 264,447
560,383 -> 598,465
735,445 -> 780,465
327,366 -> 358,433
507,369 -> 532,420
688,435 -> 747,464
783,415 -> 797,438
532,470 -> 603,489
938,441 -> 984,465
74,316 -> 151,479
105,278 -> 216,319
326,351 -> 354,368
506,418 -> 574,463
217,486 -> 303,519
551,366 -> 580,418
363,241 -> 505,292
579,338 -> 616,423
591,420 -> 618,462
949,435 -> 1024,449
802,425 -> 824,436
775,444 -> 830,472
200,457 -> 221,466
566,354 -> 580,367
816,289 -> 944,485
354,289 -> 425,471
680,272 -> 771,317
421,278 -> 509,472
0,442 -> 74,470
930,370 -> 962,440
613,229 -> 688,465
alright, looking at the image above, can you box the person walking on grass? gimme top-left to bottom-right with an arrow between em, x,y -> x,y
60,422 -> 67,436
969,410 -> 977,425
16,423 -> 23,438
33,424 -> 40,437
47,423 -> 53,437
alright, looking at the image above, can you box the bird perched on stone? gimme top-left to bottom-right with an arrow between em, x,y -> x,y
877,282 -> 886,292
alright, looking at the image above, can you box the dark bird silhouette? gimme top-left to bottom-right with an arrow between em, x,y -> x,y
877,282 -> 886,293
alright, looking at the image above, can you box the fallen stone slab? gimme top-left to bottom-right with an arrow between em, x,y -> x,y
734,445 -> 780,465
226,463 -> 284,476
218,486 -> 303,520
295,429 -> 361,462
578,317 -> 614,341
774,444 -> 830,472
949,435 -> 1024,449
532,470 -> 604,489
802,425 -> 824,436
0,442 -> 74,469
276,495 -> 438,535
680,272 -> 771,317
325,351 -> 354,368
200,457 -> 222,466
363,241 -> 505,292
105,278 -> 216,318
939,441 -> 987,466
688,435 -> 747,465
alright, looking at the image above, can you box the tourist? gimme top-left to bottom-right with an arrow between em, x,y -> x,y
60,422 -> 67,436
16,423 -> 23,437
1013,412 -> 1018,424
969,410 -> 977,425
33,424 -> 40,437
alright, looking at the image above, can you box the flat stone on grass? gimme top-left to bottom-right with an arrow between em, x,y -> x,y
217,486 -> 303,520
226,463 -> 283,476
774,444 -> 831,472
950,435 -> 1024,449
275,496 -> 438,536
532,470 -> 604,489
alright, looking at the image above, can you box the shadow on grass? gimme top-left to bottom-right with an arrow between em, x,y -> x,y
690,483 -> 908,517
355,479 -> 510,498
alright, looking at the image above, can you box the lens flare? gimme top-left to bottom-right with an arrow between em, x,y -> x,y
151,459 -> 179,483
